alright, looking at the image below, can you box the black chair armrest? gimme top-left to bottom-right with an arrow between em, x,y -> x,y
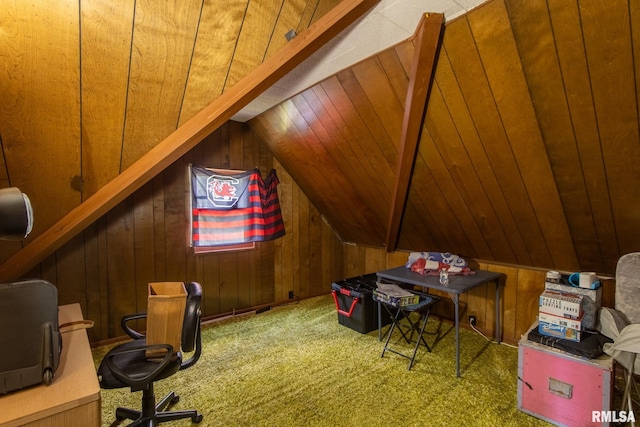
180,325 -> 202,370
106,344 -> 174,391
121,312 -> 147,340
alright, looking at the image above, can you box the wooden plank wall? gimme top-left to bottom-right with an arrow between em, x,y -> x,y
0,0 -> 630,345
23,118 -> 614,344
26,122 -> 343,343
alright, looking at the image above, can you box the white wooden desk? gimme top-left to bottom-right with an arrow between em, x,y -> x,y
0,304 -> 100,427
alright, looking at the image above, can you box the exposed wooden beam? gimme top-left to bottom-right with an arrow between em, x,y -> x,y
385,13 -> 444,252
0,0 -> 380,282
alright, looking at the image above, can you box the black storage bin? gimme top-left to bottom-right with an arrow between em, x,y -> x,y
331,273 -> 391,334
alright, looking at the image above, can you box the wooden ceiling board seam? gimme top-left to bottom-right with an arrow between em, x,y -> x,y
434,47 -> 527,265
297,0 -> 321,29
377,48 -> 411,106
426,80 -> 513,262
506,0 -> 604,272
307,0 -> 342,26
444,14 -> 553,267
305,74 -> 395,193
308,83 -> 394,187
308,88 -> 397,211
225,1 -> 285,89
404,129 -> 473,256
415,126 -> 481,259
469,0 -> 579,270
321,73 -> 398,167
0,0 -> 82,239
393,38 -> 416,77
121,0 -> 204,169
351,58 -> 406,149
547,0 -> 618,274
80,0 -> 135,198
281,96 -> 387,244
399,135 -> 453,251
263,0 -> 310,60
332,70 -> 398,158
254,105 -> 374,243
179,0 -> 249,124
309,77 -> 400,239
579,0 -> 640,258
298,88 -> 391,227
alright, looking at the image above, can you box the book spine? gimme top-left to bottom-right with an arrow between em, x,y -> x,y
539,292 -> 582,319
538,312 -> 582,330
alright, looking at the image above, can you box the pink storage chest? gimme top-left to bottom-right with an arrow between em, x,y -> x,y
518,325 -> 614,427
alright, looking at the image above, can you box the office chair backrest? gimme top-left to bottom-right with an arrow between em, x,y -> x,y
180,282 -> 202,369
615,253 -> 640,324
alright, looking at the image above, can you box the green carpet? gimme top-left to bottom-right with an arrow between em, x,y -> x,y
93,294 -> 551,427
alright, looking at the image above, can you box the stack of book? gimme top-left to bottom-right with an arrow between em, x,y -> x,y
538,288 -> 584,342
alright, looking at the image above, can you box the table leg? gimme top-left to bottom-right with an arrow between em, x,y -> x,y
378,300 -> 382,341
495,280 -> 501,343
453,293 -> 460,377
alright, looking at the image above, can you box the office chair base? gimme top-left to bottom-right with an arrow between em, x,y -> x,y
115,389 -> 203,426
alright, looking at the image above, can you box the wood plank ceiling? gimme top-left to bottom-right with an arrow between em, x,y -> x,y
250,0 -> 640,276
0,0 -> 371,279
0,0 -> 639,280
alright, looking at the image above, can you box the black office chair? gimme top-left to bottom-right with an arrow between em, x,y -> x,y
97,282 -> 203,426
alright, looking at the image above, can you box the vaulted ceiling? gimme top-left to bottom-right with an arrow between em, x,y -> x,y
1,0 -> 639,279
252,0 -> 640,276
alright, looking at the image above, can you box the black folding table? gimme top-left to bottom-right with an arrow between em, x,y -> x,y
376,266 -> 502,377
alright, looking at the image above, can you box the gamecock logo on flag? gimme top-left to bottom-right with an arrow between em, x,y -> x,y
207,175 -> 240,208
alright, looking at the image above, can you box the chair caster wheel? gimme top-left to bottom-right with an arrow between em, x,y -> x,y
192,413 -> 203,423
170,394 -> 180,405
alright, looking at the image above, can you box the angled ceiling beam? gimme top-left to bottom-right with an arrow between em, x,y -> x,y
0,0 -> 380,282
385,12 -> 444,252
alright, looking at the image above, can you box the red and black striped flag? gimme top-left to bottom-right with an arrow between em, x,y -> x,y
190,166 -> 285,246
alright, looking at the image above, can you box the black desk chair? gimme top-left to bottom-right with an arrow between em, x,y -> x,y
379,292 -> 440,370
97,282 -> 203,426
